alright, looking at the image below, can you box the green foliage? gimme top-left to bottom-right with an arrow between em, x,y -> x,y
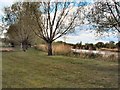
95,42 -> 104,49
116,41 -> 120,48
3,2 -> 41,50
104,41 -> 116,49
76,41 -> 82,49
70,41 -> 117,50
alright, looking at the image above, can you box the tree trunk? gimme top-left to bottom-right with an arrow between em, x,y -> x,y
21,42 -> 27,52
20,43 -> 23,50
22,44 -> 26,52
47,42 -> 52,56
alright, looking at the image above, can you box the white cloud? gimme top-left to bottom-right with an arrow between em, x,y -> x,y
0,0 -> 14,3
56,30 -> 118,44
0,0 -> 14,9
0,0 -> 14,17
0,10 -> 4,16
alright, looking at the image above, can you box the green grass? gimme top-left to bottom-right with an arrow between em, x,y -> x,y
2,48 -> 118,88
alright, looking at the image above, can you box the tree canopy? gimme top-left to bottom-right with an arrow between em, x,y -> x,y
87,0 -> 120,33
3,1 -> 84,55
3,2 -> 38,51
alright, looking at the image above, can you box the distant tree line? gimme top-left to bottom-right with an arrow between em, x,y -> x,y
73,41 -> 120,50
56,41 -> 120,50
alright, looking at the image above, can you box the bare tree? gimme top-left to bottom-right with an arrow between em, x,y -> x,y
29,1 -> 81,55
87,0 -> 120,33
3,1 -> 85,55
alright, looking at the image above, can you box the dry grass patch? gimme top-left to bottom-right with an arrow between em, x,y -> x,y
0,48 -> 15,52
34,44 -> 47,52
34,44 -> 71,55
53,44 -> 71,55
100,48 -> 120,52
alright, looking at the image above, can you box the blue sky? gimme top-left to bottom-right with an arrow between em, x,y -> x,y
0,0 -> 118,44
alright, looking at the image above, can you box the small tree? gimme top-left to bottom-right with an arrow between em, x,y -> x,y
104,41 -> 116,49
76,42 -> 82,49
7,23 -> 34,51
116,41 -> 120,50
95,42 -> 104,49
109,41 -> 115,49
3,2 -> 37,51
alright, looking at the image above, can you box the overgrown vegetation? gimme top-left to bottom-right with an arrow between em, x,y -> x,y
34,43 -> 118,62
72,52 -> 118,62
34,43 -> 71,56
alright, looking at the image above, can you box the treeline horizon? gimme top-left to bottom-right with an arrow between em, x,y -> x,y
55,41 -> 120,50
1,37 -> 120,50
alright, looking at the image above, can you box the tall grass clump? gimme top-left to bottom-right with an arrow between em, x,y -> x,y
34,44 -> 71,55
34,44 -> 118,62
72,51 -> 118,62
72,52 -> 102,59
101,54 -> 118,62
34,44 -> 47,52
53,44 -> 71,56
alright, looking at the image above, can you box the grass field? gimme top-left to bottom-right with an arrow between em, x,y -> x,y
2,48 -> 118,88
